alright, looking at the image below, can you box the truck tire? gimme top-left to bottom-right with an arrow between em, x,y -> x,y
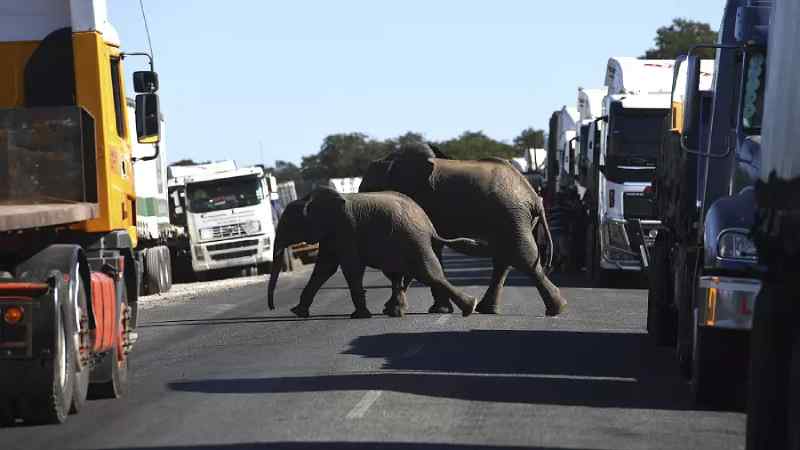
647,234 -> 677,346
88,281 -> 129,399
70,269 -> 90,414
25,272 -> 75,424
691,308 -> 724,408
587,224 -> 607,288
160,246 -> 172,292
143,248 -> 161,295
673,247 -> 694,379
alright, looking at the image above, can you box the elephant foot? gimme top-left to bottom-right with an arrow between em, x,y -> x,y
350,308 -> 373,319
460,296 -> 478,317
428,303 -> 454,314
291,305 -> 310,318
383,304 -> 406,317
545,295 -> 567,317
475,299 -> 499,315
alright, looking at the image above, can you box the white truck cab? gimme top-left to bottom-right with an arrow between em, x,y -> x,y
594,58 -> 674,271
170,162 -> 275,275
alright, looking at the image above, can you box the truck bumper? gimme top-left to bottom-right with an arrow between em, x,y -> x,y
192,235 -> 273,273
0,358 -> 54,396
599,218 -> 661,271
696,276 -> 761,330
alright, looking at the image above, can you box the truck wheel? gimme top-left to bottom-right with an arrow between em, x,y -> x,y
143,248 -> 162,295
647,234 -> 676,346
673,248 -> 693,379
589,228 -> 607,288
26,273 -> 75,424
70,269 -> 90,414
160,247 -> 172,292
691,308 -> 723,407
88,283 -> 129,399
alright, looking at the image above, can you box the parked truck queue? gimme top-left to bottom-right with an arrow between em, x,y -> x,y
541,0 -> 798,443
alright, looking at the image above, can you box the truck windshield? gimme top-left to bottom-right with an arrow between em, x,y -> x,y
742,52 -> 766,134
186,176 -> 263,213
608,111 -> 667,165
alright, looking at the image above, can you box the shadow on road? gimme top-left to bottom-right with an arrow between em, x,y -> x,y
106,442 -> 597,450
432,252 -> 646,290
169,330 -> 696,411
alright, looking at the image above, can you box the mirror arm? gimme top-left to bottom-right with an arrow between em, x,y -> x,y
680,43 -> 743,159
133,143 -> 160,163
120,51 -> 154,71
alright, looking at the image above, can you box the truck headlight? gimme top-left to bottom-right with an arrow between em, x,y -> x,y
242,220 -> 261,235
193,245 -> 205,261
718,231 -> 758,261
199,228 -> 214,241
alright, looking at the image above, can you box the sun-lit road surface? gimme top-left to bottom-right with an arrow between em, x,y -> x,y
1,251 -> 745,450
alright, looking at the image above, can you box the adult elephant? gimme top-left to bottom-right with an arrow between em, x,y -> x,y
359,143 -> 565,316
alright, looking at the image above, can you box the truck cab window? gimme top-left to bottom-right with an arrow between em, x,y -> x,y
110,57 -> 125,137
186,176 -> 263,213
742,52 -> 766,133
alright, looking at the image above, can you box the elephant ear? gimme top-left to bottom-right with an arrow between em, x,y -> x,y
360,160 -> 394,192
303,188 -> 346,244
386,157 -> 436,197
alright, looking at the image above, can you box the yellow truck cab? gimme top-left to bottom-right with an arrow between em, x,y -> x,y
0,0 -> 161,424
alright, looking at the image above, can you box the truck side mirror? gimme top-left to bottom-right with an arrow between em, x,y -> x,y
133,71 -> 159,93
135,93 -> 161,143
681,55 -> 701,152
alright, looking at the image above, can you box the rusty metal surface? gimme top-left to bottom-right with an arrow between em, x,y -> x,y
0,106 -> 88,205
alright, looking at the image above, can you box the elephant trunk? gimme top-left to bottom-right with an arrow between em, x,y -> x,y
267,241 -> 287,310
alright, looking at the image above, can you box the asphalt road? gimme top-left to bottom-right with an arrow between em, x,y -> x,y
2,252 -> 745,450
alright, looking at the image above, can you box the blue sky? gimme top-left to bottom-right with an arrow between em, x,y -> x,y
109,1 -> 725,166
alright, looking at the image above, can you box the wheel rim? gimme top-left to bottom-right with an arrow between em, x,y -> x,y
56,312 -> 66,389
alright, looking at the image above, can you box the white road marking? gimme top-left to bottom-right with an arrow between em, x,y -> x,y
346,390 -> 382,419
400,344 -> 425,359
435,315 -> 450,325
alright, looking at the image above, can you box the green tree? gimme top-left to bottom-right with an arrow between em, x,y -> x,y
169,158 -> 210,167
642,18 -> 718,60
436,131 -> 516,161
301,132 -> 391,180
272,160 -> 302,182
513,128 -> 545,153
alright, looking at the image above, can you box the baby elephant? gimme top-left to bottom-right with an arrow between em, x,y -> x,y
267,188 -> 479,318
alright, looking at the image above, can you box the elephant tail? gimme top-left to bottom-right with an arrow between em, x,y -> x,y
534,203 -> 554,272
433,235 -> 488,256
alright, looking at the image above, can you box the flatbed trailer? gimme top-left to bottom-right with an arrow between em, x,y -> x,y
0,204 -> 98,231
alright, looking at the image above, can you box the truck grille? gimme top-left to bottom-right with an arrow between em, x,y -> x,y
210,250 -> 258,261
211,223 -> 247,239
624,192 -> 655,219
207,239 -> 259,252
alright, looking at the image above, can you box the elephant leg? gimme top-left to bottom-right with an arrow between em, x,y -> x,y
292,253 -> 339,318
510,236 -> 567,316
382,271 -> 400,314
428,242 -> 454,314
383,272 -> 407,317
416,258 -> 476,317
476,259 -> 511,314
341,258 -> 371,319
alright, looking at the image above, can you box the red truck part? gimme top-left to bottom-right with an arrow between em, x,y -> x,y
89,272 -> 117,353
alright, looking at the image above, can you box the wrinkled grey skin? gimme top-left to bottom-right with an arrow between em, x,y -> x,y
267,188 -> 480,318
360,143 -> 565,316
